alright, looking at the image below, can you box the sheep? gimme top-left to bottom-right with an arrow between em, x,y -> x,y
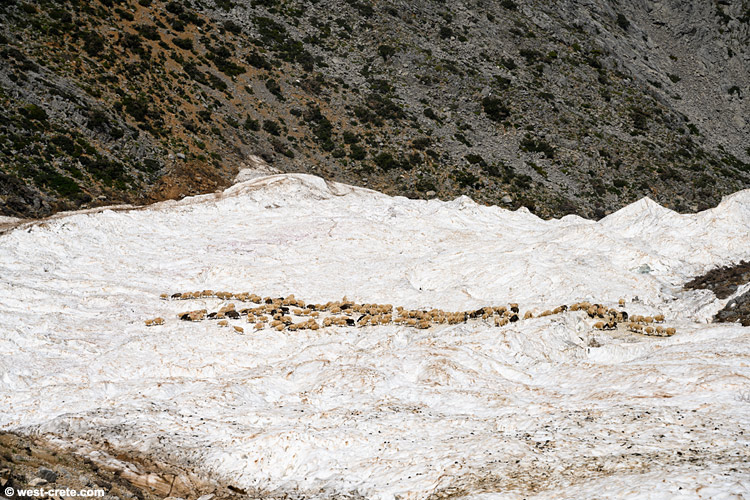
553,305 -> 567,314
540,310 -> 553,317
145,317 -> 165,326
509,313 -> 519,323
643,316 -> 654,324
569,303 -> 580,312
509,303 -> 519,313
655,326 -> 664,335
593,321 -> 605,330
234,326 -> 244,334
495,317 -> 509,327
275,324 -> 285,331
665,327 -> 676,336
644,326 -> 654,335
627,322 -> 643,333
417,320 -> 430,329
179,309 -> 207,321
618,298 -> 625,307
603,319 -> 617,330
654,314 -> 665,323
219,303 -> 236,314
524,311 -> 534,319
254,322 -> 264,330
218,320 -> 228,327
323,317 -> 332,327
469,308 -> 485,319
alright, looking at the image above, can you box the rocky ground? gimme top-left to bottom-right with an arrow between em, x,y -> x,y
684,259 -> 750,299
684,259 -> 750,326
0,0 -> 748,219
716,291 -> 750,326
0,432 -> 256,500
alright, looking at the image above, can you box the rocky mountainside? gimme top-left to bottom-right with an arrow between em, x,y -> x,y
0,0 -> 748,219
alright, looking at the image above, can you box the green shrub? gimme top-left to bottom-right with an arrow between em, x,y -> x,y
247,51 -> 272,70
120,32 -> 143,52
423,108 -> 440,121
138,24 -> 160,41
481,96 -> 510,122
20,104 -> 48,122
173,37 -> 194,50
263,119 -> 281,136
343,131 -> 359,144
166,1 -> 183,14
500,57 -> 517,70
244,116 -> 260,131
453,169 -> 479,188
303,105 -> 334,149
349,143 -> 366,160
465,153 -> 485,165
412,137 -> 432,150
378,44 -> 396,60
224,20 -> 243,34
439,26 -> 453,39
207,72 -> 228,91
374,152 -> 399,170
519,49 -> 543,64
364,94 -> 404,122
265,78 -> 283,99
616,13 -> 630,30
520,135 -> 554,158
82,32 -> 105,57
630,107 -> 650,131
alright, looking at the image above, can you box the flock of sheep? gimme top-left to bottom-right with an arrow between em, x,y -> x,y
144,291 -> 676,337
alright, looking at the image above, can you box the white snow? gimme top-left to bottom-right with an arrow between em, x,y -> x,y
1,174 -> 749,499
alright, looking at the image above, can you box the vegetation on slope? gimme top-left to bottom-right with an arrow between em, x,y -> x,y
0,0 -> 748,218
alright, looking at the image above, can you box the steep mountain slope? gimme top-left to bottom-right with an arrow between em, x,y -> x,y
0,0 -> 748,219
1,174 -> 749,498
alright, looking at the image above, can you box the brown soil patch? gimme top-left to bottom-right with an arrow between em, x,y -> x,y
141,160 -> 230,205
683,260 -> 750,299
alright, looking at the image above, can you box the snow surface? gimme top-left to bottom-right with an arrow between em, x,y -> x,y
1,174 -> 749,499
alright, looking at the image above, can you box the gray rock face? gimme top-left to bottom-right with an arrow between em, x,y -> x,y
37,468 -> 58,483
0,0 -> 747,219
